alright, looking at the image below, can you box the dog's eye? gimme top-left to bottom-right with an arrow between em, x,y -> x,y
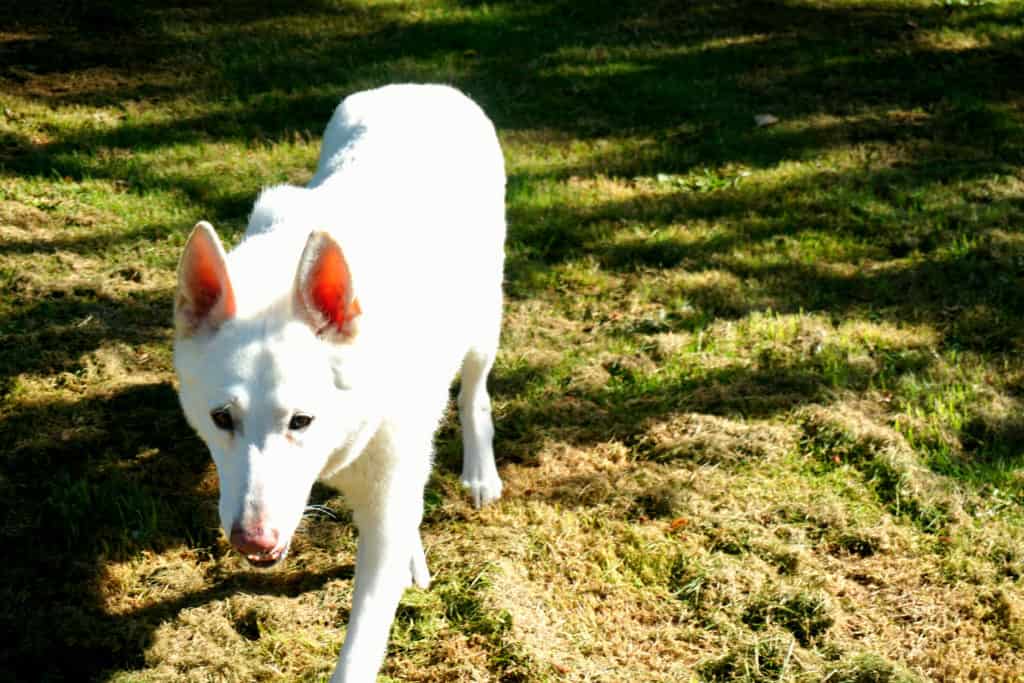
289,413 -> 314,430
211,408 -> 234,431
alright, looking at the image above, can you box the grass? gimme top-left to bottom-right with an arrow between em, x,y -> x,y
2,0 -> 1024,680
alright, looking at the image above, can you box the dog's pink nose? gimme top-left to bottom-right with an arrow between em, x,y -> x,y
229,524 -> 280,555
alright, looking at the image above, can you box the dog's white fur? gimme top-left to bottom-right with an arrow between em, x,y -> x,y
173,84 -> 505,682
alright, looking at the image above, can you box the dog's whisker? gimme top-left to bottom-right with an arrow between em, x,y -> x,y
304,504 -> 340,520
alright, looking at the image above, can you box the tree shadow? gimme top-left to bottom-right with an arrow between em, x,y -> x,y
492,353 -> 895,462
0,381 -> 357,680
0,286 -> 172,399
2,0 -> 1019,314
487,344 -> 1024,514
2,0 -> 1020,164
505,146 -> 1024,350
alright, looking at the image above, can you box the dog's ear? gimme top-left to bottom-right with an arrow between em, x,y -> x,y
175,221 -> 236,337
294,231 -> 361,339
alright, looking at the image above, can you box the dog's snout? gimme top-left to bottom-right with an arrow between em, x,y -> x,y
229,524 -> 280,555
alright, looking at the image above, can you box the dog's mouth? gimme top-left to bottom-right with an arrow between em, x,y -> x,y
243,542 -> 290,569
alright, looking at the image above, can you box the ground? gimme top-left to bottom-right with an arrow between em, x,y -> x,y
1,1 -> 1023,681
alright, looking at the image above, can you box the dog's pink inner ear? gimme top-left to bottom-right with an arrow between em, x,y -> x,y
176,223 -> 236,334
300,233 -> 361,336
185,246 -> 231,318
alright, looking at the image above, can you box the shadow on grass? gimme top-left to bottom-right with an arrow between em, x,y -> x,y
506,144 -> 1024,349
1,0 -> 1021,220
481,351 -> 1024,533
4,0 -> 1022,124
1,0 -> 1020,329
0,381 -> 356,680
489,355 -> 891,462
0,287 -> 171,393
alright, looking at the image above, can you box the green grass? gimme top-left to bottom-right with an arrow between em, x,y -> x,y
2,0 -> 1024,680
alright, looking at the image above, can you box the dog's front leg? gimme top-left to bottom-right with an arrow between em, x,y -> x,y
329,524 -> 409,682
330,482 -> 426,682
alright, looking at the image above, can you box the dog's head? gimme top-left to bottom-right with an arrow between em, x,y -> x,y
173,222 -> 366,568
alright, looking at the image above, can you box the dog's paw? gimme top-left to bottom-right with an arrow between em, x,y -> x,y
410,543 -> 431,589
460,473 -> 503,509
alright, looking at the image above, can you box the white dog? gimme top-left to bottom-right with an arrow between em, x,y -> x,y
173,84 -> 506,682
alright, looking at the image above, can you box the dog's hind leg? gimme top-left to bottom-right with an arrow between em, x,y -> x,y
410,531 -> 430,589
458,340 -> 503,508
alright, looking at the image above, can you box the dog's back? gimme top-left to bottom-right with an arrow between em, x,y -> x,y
235,84 -> 505,380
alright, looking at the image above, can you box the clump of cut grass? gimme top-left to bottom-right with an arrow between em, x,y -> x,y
742,588 -> 835,646
632,412 -> 796,464
797,403 -> 961,534
697,632 -> 802,682
432,571 -> 540,682
822,653 -> 921,683
629,483 -> 687,520
828,530 -> 884,559
976,588 -> 1024,648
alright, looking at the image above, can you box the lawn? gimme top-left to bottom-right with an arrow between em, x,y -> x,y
1,0 -> 1023,681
